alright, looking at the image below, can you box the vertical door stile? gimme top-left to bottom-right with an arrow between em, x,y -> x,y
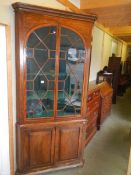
54,24 -> 61,118
81,47 -> 90,118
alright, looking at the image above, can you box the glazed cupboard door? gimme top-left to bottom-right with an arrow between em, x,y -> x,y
57,27 -> 86,117
26,26 -> 57,119
16,124 -> 55,173
25,25 -> 87,120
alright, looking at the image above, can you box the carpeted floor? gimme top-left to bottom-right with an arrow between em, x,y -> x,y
45,87 -> 131,175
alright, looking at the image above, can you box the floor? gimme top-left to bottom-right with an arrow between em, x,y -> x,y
47,87 -> 131,175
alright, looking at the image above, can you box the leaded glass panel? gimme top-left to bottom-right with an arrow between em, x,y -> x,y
26,26 -> 56,118
57,27 -> 85,116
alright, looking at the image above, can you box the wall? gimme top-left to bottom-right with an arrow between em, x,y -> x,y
89,26 -> 128,81
0,0 -> 66,25
0,25 -> 10,175
89,26 -> 104,81
117,41 -> 123,56
111,39 -> 118,55
69,0 -> 80,8
121,42 -> 128,62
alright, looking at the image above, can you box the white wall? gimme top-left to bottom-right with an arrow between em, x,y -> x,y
0,0 -> 66,25
121,42 -> 128,62
69,0 -> 80,8
0,25 -> 10,175
89,26 -> 104,81
101,33 -> 112,68
89,26 -> 128,81
117,41 -> 123,57
111,39 -> 118,55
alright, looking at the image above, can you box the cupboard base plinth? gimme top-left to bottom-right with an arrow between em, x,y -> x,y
16,160 -> 84,175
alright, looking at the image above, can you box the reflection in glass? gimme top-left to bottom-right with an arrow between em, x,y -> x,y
26,26 -> 56,118
57,27 -> 85,116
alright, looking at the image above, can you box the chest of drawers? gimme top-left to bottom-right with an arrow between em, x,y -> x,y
85,87 -> 100,145
85,81 -> 113,145
97,82 -> 113,129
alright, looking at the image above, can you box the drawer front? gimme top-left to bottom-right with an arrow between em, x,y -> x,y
92,89 -> 100,99
87,97 -> 100,114
85,118 -> 97,143
87,109 -> 99,122
86,118 -> 97,134
87,89 -> 100,103
87,102 -> 93,114
92,97 -> 100,109
87,93 -> 93,102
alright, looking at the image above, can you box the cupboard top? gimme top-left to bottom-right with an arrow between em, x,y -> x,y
12,2 -> 97,22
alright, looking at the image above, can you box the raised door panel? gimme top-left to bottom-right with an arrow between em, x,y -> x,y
17,125 -> 55,173
55,124 -> 83,164
29,130 -> 53,167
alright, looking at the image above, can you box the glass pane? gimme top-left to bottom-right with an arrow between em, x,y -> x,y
34,71 -> 47,98
26,26 -> 56,118
57,27 -> 86,116
42,59 -> 55,80
34,49 -> 48,67
57,91 -> 76,116
26,58 -> 39,80
27,81 -> 33,90
26,48 -> 34,58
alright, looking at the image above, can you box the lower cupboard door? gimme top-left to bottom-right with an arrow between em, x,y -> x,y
54,124 -> 83,165
17,126 -> 55,172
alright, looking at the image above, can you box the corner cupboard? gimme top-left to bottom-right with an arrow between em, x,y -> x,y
12,3 -> 96,174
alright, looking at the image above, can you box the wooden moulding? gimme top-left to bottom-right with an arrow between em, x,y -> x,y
6,25 -> 15,175
12,2 -> 97,22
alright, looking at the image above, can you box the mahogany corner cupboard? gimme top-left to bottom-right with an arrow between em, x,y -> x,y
12,3 -> 96,174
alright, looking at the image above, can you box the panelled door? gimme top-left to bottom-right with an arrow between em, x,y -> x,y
54,123 -> 83,164
18,125 -> 55,172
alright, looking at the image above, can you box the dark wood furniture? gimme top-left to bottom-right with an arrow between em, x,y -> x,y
125,61 -> 131,79
117,61 -> 131,96
96,71 -> 113,85
125,60 -> 131,71
107,56 -> 121,104
85,85 -> 100,145
12,3 -> 96,175
96,56 -> 121,104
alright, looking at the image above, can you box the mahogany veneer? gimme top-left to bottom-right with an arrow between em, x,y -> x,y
12,3 -> 96,175
97,82 -> 113,129
85,81 -> 113,146
85,86 -> 100,145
